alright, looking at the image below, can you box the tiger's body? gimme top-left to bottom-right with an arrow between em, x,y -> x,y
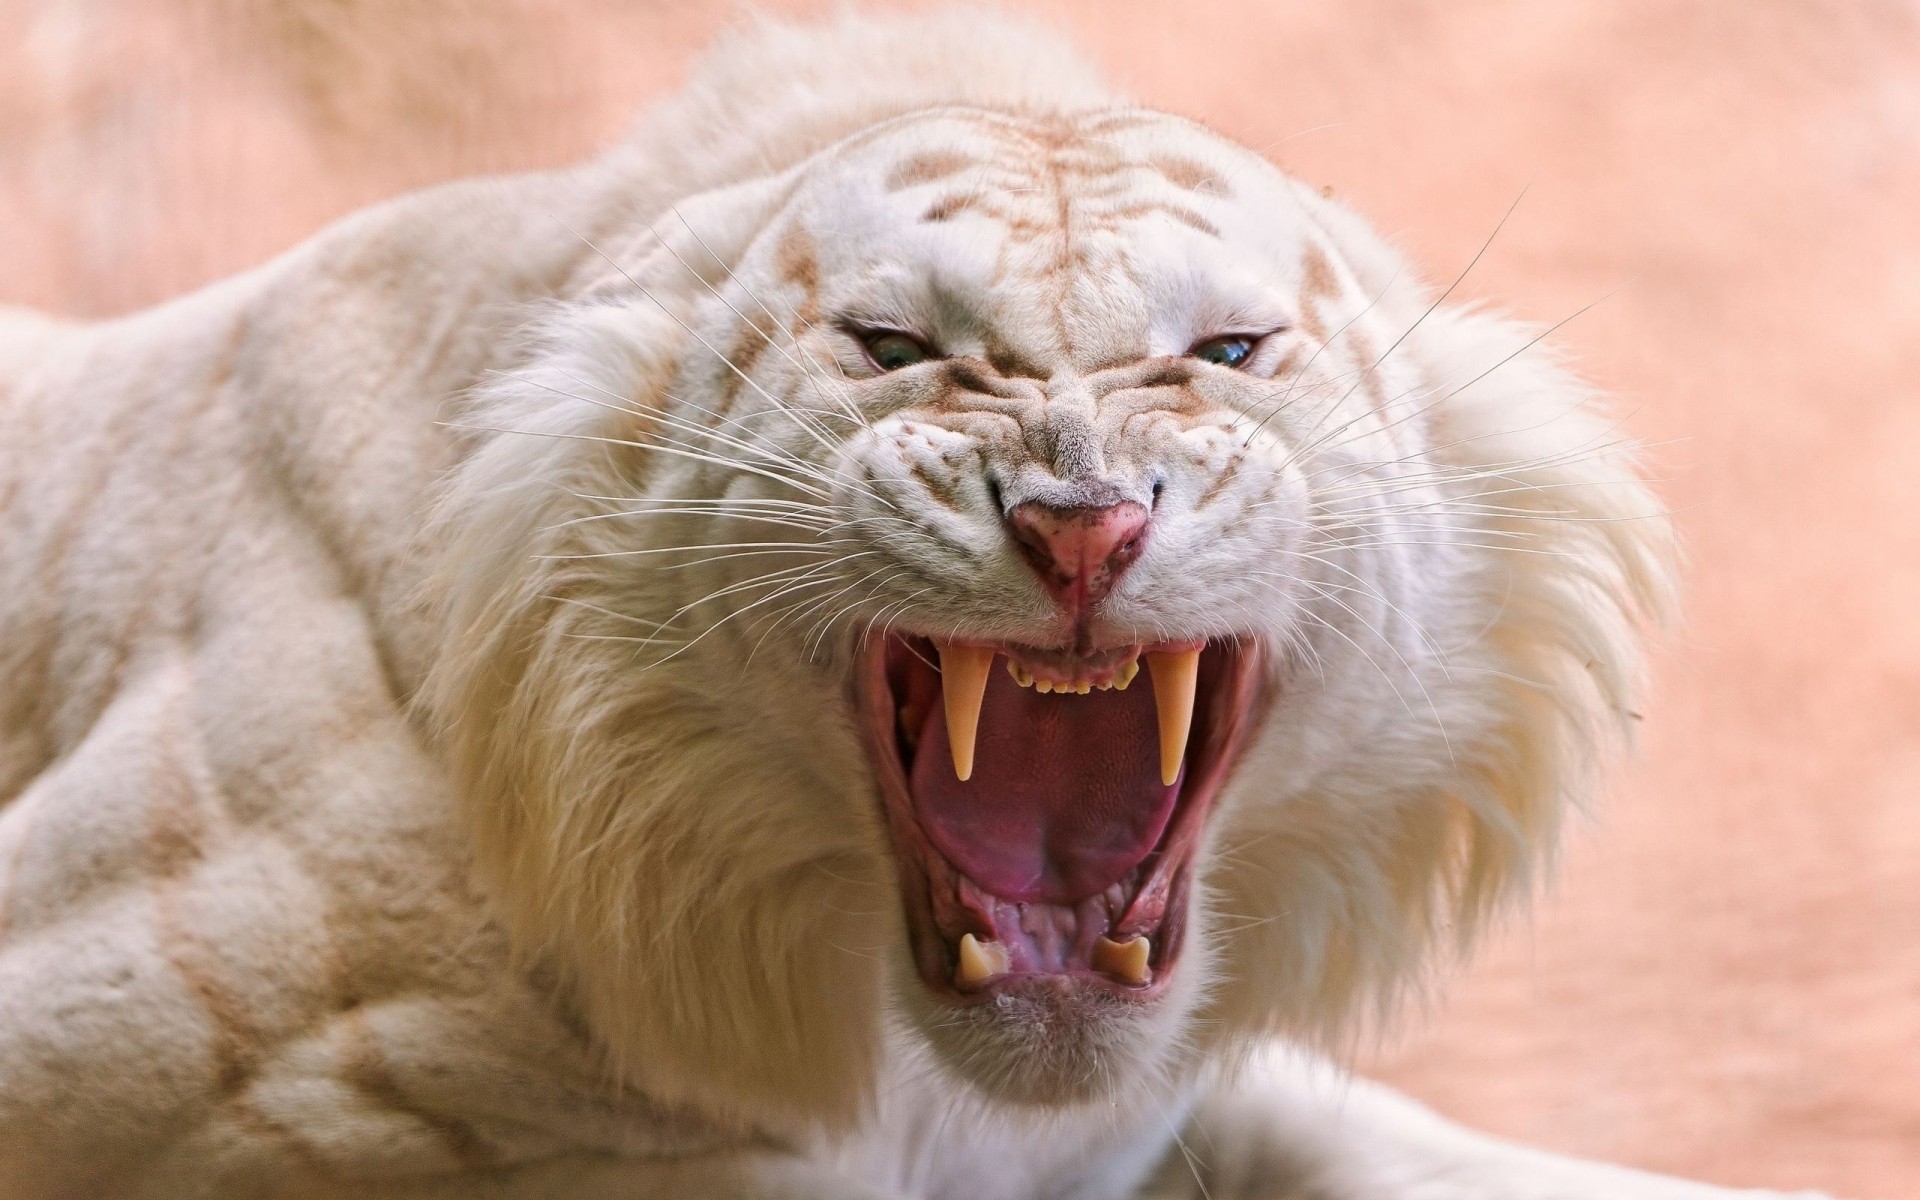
0,10 -> 1824,1199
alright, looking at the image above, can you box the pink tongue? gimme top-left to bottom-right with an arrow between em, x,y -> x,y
910,659 -> 1179,903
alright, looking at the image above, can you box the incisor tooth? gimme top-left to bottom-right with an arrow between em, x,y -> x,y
1007,661 -> 1034,688
1092,935 -> 1151,985
1112,658 -> 1140,691
955,933 -> 1010,987
938,643 -> 994,781
1146,648 -> 1200,786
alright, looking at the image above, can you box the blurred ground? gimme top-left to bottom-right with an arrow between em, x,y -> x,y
2,1 -> 1915,1194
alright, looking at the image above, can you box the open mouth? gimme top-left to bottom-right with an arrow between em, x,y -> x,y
857,633 -> 1264,1004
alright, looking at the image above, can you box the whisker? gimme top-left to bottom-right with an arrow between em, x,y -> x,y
666,205 -> 870,432
439,420 -> 834,500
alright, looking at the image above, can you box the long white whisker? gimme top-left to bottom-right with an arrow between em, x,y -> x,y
666,205 -> 870,431
441,421 -> 835,500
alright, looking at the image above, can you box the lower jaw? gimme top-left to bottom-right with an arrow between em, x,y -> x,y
855,635 -> 1263,1012
908,813 -> 1195,1005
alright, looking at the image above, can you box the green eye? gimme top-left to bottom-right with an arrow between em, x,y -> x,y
1188,335 -> 1255,368
863,331 -> 932,371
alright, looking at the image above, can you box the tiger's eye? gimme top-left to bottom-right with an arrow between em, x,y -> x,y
1188,335 -> 1255,368
863,331 -> 931,371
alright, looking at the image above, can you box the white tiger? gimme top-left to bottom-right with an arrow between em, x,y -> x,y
0,8 -> 1829,1199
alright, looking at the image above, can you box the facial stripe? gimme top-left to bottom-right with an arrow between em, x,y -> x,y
1342,328 -> 1392,413
1101,201 -> 1220,239
775,222 -> 820,295
1191,450 -> 1247,512
1297,242 -> 1341,343
1148,155 -> 1228,195
886,149 -> 978,191
921,191 -> 988,224
908,458 -> 966,513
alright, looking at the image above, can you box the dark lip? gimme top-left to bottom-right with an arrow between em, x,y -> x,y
854,633 -> 1268,1007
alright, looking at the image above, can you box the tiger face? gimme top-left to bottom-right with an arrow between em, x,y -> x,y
432,102 -> 1667,1124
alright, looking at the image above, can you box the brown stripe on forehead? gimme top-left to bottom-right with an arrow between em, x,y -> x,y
1079,110 -> 1173,136
1104,201 -> 1221,238
922,191 -> 988,223
1149,155 -> 1229,195
926,196 -> 1051,241
886,149 -> 978,191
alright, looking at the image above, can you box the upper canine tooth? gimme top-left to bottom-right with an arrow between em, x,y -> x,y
1092,935 -> 1151,985
955,932 -> 1009,988
937,643 -> 994,781
1146,648 -> 1200,786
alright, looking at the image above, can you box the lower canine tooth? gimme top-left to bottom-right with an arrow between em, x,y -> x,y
937,643 -> 994,781
1146,648 -> 1200,786
955,933 -> 1009,988
1092,935 -> 1151,985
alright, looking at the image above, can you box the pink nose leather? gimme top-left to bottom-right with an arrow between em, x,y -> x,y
1006,501 -> 1150,610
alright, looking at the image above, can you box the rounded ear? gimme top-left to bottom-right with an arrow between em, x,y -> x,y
418,170 -> 892,1132
564,172 -> 801,304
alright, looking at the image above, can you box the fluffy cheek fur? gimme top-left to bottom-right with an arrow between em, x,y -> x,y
421,300 -> 903,1131
1201,288 -> 1676,1048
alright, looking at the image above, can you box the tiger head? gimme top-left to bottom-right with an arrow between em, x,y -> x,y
427,96 -> 1670,1129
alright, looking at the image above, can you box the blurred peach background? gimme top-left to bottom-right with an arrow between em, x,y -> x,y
2,2 -> 1914,1195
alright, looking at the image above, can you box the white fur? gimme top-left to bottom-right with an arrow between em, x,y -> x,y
0,8 -> 1831,1199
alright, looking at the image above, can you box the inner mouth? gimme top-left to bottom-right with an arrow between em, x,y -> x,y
857,633 -> 1263,1003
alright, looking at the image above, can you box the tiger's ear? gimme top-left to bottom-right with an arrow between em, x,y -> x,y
425,168 -> 804,632
568,172 -> 801,304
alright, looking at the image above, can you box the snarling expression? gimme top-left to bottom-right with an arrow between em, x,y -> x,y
447,100 -> 1661,1118
647,109 -> 1433,1094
